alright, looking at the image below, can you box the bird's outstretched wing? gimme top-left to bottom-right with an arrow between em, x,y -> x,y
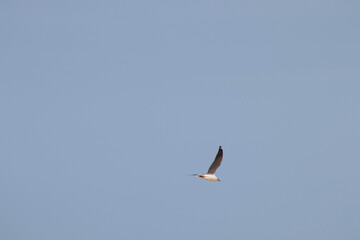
207,146 -> 223,174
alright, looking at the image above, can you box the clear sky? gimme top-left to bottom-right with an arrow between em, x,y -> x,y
1,1 -> 359,239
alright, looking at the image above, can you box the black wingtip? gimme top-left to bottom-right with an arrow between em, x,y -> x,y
219,146 -> 222,149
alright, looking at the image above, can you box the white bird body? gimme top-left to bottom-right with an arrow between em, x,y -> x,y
195,174 -> 219,182
192,146 -> 223,182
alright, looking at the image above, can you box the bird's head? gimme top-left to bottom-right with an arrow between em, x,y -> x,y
217,178 -> 221,182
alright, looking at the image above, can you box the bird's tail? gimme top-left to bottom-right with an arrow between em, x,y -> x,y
186,174 -> 199,177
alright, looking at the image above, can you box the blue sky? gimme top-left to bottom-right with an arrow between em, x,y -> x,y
1,1 -> 359,239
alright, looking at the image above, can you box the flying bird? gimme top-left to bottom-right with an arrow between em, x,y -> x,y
192,146 -> 223,182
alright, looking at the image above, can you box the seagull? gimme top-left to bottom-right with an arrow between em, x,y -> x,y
192,146 -> 223,182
